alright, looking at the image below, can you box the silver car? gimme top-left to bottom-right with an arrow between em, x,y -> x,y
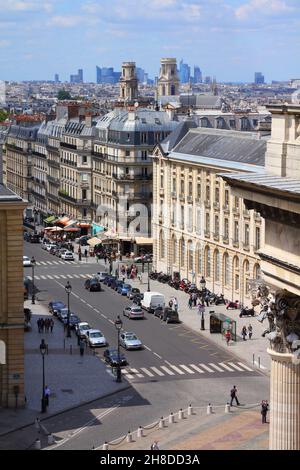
120,332 -> 143,350
123,305 -> 144,319
86,329 -> 107,348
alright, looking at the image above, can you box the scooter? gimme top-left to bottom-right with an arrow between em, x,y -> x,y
239,306 -> 255,317
215,294 -> 226,305
226,300 -> 240,310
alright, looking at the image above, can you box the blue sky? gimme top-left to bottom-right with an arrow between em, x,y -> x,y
0,0 -> 299,82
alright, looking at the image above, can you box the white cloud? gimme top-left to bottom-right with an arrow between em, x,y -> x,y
235,0 -> 293,20
0,0 -> 53,12
0,40 -> 11,47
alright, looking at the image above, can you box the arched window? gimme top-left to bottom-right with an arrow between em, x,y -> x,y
254,263 -> 261,280
180,238 -> 185,267
214,250 -> 220,282
243,260 -> 250,295
205,246 -> 211,278
223,252 -> 229,286
233,256 -> 239,291
160,230 -> 165,259
188,240 -> 193,272
171,235 -> 177,265
196,244 -> 201,274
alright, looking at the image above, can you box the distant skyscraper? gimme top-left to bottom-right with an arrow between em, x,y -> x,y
70,69 -> 83,84
96,66 -> 120,84
255,72 -> 265,84
194,66 -> 202,84
54,74 -> 59,83
78,69 -> 83,83
179,59 -> 191,84
204,76 -> 212,84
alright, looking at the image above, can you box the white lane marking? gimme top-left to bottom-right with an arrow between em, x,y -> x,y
67,274 -> 73,279
54,275 -> 60,279
94,309 -> 100,313
227,362 -> 244,372
144,345 -> 152,352
86,304 -> 93,308
73,294 -> 79,299
128,368 -> 144,378
40,261 -> 47,265
123,371 -> 134,379
108,319 -> 114,325
140,368 -> 155,377
59,275 -> 67,279
160,366 -> 175,376
35,276 -> 40,280
199,363 -> 215,373
218,362 -> 235,372
179,364 -> 195,374
237,362 -> 254,372
87,274 -> 93,278
153,352 -> 162,359
73,274 -> 81,279
53,261 -> 59,265
40,275 -> 47,280
48,406 -> 120,450
168,364 -> 185,375
46,261 -> 53,265
59,261 -> 65,264
209,363 -> 225,372
80,274 -> 86,278
189,364 -> 205,374
101,314 -> 107,319
150,366 -> 165,377
47,275 -> 54,280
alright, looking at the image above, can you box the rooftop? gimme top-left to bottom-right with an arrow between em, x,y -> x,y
0,184 -> 23,202
219,172 -> 300,197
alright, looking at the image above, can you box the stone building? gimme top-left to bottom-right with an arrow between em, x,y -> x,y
221,104 -> 300,450
157,58 -> 180,99
119,62 -> 138,103
0,184 -> 26,407
152,126 -> 266,303
92,108 -> 179,253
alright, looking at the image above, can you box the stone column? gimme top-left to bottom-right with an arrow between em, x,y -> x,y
268,348 -> 300,450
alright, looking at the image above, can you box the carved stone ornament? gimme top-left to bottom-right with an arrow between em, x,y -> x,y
250,281 -> 300,363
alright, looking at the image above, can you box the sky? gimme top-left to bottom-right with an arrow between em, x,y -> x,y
0,0 -> 299,83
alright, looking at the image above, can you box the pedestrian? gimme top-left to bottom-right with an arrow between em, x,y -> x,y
173,298 -> 178,312
248,324 -> 253,340
44,385 -> 50,407
225,329 -> 231,346
150,441 -> 159,450
205,294 -> 209,308
84,248 -> 88,258
192,292 -> 197,307
79,339 -> 85,357
126,267 -> 131,279
50,318 -> 54,333
230,385 -> 240,406
37,318 -> 41,333
241,325 -> 247,341
40,318 -> 45,333
104,255 -> 107,265
188,295 -> 193,309
261,400 -> 269,423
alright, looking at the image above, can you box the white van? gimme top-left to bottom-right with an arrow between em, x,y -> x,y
141,292 -> 165,313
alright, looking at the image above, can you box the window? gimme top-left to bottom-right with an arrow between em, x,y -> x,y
197,183 -> 201,199
125,150 -> 130,157
254,264 -> 261,280
234,221 -> 239,243
244,224 -> 250,246
141,132 -> 147,144
160,174 -> 164,188
255,227 -> 260,250
82,155 -> 87,164
234,196 -> 239,210
205,247 -> 211,277
224,189 -> 229,208
235,274 -> 240,291
215,215 -> 219,236
171,236 -> 177,264
180,180 -> 185,194
205,213 -> 210,233
214,250 -> 220,282
196,245 -> 201,274
224,253 -> 229,286
196,208 -> 201,233
188,241 -> 193,272
188,206 -> 193,232
206,185 -> 210,202
160,231 -> 165,259
180,239 -> 185,267
181,206 -> 185,228
188,181 -> 193,195
215,187 -> 220,203
172,179 -> 176,192
224,218 -> 229,238
141,150 -> 147,160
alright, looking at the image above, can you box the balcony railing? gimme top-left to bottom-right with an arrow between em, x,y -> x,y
243,210 -> 251,219
32,150 -> 47,159
243,242 -> 250,251
233,240 -> 239,248
204,230 -> 210,238
112,173 -> 151,181
61,142 -> 77,150
171,191 -> 177,198
187,196 -> 193,203
47,175 -> 60,185
222,204 -> 230,212
223,236 -> 229,244
213,232 -> 220,241
48,159 -> 60,169
213,202 -> 220,210
204,200 -> 211,208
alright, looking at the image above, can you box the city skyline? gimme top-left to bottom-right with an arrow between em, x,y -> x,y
0,0 -> 299,82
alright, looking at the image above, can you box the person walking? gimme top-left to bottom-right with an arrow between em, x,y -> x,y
261,400 -> 269,423
188,295 -> 193,309
248,324 -> 253,340
37,318 -> 41,333
150,441 -> 160,450
241,325 -> 247,341
79,339 -> 85,357
173,298 -> 178,312
192,292 -> 197,307
230,385 -> 240,406
49,318 -> 54,333
44,385 -> 50,407
225,329 -> 231,346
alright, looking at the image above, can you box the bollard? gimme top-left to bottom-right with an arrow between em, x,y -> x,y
137,426 -> 144,438
126,431 -> 133,443
103,442 -> 109,450
178,408 -> 184,420
169,412 -> 175,424
47,434 -> 55,445
188,404 -> 193,416
253,353 -> 255,365
258,356 -> 261,369
63,339 -> 65,350
159,417 -> 165,429
207,403 -> 213,415
225,403 -> 231,413
34,439 -> 41,450
70,345 -> 72,355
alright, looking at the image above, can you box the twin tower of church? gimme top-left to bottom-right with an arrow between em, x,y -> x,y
119,58 -> 179,103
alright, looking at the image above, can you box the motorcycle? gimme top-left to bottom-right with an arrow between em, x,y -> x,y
226,300 -> 240,310
239,306 -> 255,317
215,294 -> 226,305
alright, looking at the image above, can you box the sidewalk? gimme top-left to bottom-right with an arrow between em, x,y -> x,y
128,273 -> 271,373
102,404 -> 269,451
0,300 -> 129,438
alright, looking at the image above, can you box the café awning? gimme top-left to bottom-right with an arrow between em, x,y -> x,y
44,215 -> 55,224
135,237 -> 153,245
56,216 -> 70,226
87,237 -> 102,247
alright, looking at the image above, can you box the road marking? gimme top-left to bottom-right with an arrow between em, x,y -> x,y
198,363 -> 215,373
208,363 -> 224,372
67,274 -> 73,279
86,303 -> 93,308
140,367 -> 155,377
237,362 -> 254,372
94,309 -> 100,313
198,344 -> 209,349
168,364 -> 185,375
53,261 -> 59,265
227,362 -> 244,372
73,294 -> 79,299
40,275 -> 47,280
189,364 -> 205,374
40,261 -> 47,265
179,364 -> 195,374
144,345 -> 152,352
60,274 -> 67,279
46,261 -> 53,265
108,319 -> 114,325
191,339 -> 203,343
101,314 -> 107,319
47,275 -> 54,279
80,274 -> 86,278
219,363 -> 235,372
123,370 -> 134,379
59,261 -> 65,264
161,366 -> 175,375
150,366 -> 165,376
153,352 -> 162,359
53,275 -> 60,279
128,368 -> 144,378
73,274 -> 81,279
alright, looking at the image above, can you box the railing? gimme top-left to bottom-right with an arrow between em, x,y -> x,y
213,202 -> 220,210
112,173 -> 151,181
222,204 -> 230,212
32,150 -> 47,159
243,210 -> 251,219
204,230 -> 210,238
47,175 -> 60,185
223,236 -> 229,244
61,142 -> 77,150
213,232 -> 220,241
233,240 -> 239,248
48,160 -> 60,169
204,200 -> 211,208
187,196 -> 193,203
171,191 -> 177,198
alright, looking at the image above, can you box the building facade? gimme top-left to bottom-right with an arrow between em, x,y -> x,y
157,58 -> 180,98
119,62 -> 138,103
152,127 -> 266,303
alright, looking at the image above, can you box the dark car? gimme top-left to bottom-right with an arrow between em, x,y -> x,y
29,234 -> 40,243
103,348 -> 128,367
107,276 -> 117,288
110,278 -> 120,290
103,276 -> 112,285
84,278 -> 102,292
48,301 -> 66,315
63,313 -> 81,328
132,293 -> 144,305
127,287 -> 141,299
113,280 -> 124,291
154,306 -> 179,323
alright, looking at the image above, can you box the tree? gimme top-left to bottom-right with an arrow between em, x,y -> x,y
57,90 -> 72,100
0,109 -> 8,122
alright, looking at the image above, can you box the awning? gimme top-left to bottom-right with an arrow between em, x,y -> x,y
77,222 -> 91,228
87,237 -> 102,247
56,217 -> 70,226
135,237 -> 153,245
64,227 -> 80,232
64,219 -> 77,229
49,226 -> 63,232
44,215 -> 55,224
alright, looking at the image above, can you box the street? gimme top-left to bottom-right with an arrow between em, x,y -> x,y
22,241 -> 269,450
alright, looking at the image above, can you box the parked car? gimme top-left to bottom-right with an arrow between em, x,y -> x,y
118,283 -> 132,296
107,276 -> 117,288
132,293 -> 144,306
103,348 -> 128,367
57,307 -> 75,322
113,280 -> 124,291
75,322 -> 91,338
84,278 -> 102,292
95,272 -> 108,282
103,275 -> 113,285
63,313 -> 81,328
154,306 -> 179,323
48,301 -> 66,315
61,251 -> 74,261
86,329 -> 107,348
120,332 -> 143,350
46,244 -> 57,252
29,234 -> 40,243
49,246 -> 57,255
127,287 -> 140,299
123,305 -> 144,319
56,248 -> 67,258
134,254 -> 153,263
23,256 -> 32,267
141,292 -> 165,313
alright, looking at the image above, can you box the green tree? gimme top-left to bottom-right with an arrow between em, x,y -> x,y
0,109 -> 8,122
57,90 -> 72,100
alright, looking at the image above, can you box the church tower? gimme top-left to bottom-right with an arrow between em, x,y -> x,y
158,58 -> 179,98
119,62 -> 138,103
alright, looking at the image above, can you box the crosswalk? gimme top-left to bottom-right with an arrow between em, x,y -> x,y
120,361 -> 255,381
26,273 -> 94,281
35,260 -> 77,266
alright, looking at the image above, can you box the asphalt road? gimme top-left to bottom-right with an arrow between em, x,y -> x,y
22,241 -> 269,449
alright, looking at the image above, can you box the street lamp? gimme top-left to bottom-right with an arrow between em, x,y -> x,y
31,256 -> 36,305
147,260 -> 150,292
114,315 -> 123,383
65,281 -> 72,338
200,277 -> 206,331
40,339 -> 47,413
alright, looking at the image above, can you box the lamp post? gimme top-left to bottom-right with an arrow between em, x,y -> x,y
31,256 -> 36,305
114,315 -> 123,383
200,277 -> 206,331
65,281 -> 72,338
40,339 -> 47,413
147,260 -> 150,292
